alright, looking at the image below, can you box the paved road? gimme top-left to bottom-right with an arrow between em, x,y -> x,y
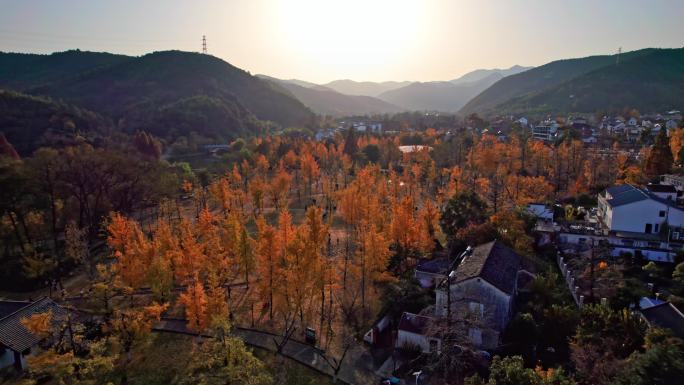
154,318 -> 379,385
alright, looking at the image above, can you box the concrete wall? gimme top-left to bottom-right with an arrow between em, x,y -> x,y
436,278 -> 512,349
0,348 -> 14,370
396,330 -> 440,353
609,200 -> 684,233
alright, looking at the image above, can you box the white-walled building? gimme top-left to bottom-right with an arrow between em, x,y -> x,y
532,120 -> 558,142
556,184 -> 684,262
395,312 -> 441,353
597,184 -> 684,234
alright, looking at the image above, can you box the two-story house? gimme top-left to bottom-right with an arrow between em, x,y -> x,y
597,184 -> 684,235
558,184 -> 684,262
434,241 -> 532,349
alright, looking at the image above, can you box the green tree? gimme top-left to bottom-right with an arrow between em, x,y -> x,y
614,329 -> 684,385
440,190 -> 488,241
465,355 -> 577,385
181,317 -> 272,385
362,144 -> 380,164
644,128 -> 673,177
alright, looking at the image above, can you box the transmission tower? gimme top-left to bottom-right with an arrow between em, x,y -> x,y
616,47 -> 621,65
202,35 -> 207,54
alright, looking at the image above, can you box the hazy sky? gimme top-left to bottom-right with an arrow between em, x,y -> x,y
1,0 -> 683,83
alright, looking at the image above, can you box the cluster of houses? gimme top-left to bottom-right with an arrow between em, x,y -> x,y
367,176 -> 684,375
314,120 -> 384,142
516,111 -> 682,144
540,179 -> 684,262
367,239 -> 535,364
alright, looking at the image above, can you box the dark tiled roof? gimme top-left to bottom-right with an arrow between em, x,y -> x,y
0,300 -> 30,319
0,297 -> 67,352
640,303 -> 684,339
397,312 -> 431,334
641,302 -> 684,338
453,240 -> 522,295
606,184 -> 634,197
416,257 -> 451,274
604,184 -> 681,209
646,184 -> 677,193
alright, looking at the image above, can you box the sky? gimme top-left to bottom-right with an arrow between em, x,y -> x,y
1,0 -> 683,83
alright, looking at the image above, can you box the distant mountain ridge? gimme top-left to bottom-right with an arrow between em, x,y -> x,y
376,72 -> 511,112
322,79 -> 413,97
258,75 -> 404,116
460,48 -> 684,116
269,65 -> 531,113
450,65 -> 531,85
489,48 -> 684,115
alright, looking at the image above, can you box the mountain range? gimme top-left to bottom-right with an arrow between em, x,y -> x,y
259,65 -> 532,115
257,75 -> 405,116
2,47 -> 683,152
461,48 -> 684,116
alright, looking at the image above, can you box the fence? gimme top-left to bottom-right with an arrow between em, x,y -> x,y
556,251 -> 584,307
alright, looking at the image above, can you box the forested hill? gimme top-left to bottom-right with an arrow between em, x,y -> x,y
459,48 -> 682,115
0,50 -> 130,90
0,89 -> 111,156
0,50 -> 314,141
496,48 -> 684,115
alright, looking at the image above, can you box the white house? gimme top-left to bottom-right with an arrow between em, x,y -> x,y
597,184 -> 684,234
396,312 -> 441,353
532,120 -> 558,141
555,184 -> 684,262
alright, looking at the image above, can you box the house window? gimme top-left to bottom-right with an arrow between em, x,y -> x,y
469,302 -> 484,318
428,339 -> 439,353
655,224 -> 660,233
645,224 -> 653,233
659,211 -> 666,217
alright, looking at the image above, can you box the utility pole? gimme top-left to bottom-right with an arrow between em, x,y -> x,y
202,35 -> 207,54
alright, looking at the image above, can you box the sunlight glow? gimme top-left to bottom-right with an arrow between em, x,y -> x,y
274,0 -> 427,80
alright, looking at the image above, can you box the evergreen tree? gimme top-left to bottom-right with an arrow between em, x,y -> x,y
644,128 -> 674,177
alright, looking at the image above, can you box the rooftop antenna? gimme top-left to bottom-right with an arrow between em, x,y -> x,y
202,35 -> 207,54
616,47 -> 621,65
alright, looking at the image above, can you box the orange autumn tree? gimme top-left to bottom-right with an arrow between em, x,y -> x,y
174,218 -> 207,284
357,223 -> 392,321
255,216 -> 280,320
21,310 -> 53,339
390,196 -> 420,255
179,278 -> 209,334
107,213 -> 153,289
300,151 -> 321,198
269,164 -> 292,211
